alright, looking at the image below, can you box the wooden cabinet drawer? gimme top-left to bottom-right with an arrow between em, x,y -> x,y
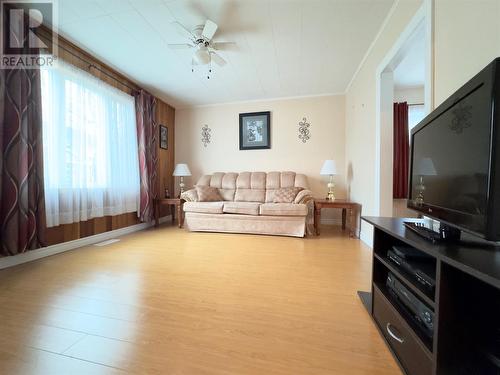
373,286 -> 433,375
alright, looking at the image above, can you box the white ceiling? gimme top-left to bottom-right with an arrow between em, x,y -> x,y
393,28 -> 425,89
56,0 -> 395,108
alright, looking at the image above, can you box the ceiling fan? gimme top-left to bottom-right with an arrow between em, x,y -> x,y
168,19 -> 235,78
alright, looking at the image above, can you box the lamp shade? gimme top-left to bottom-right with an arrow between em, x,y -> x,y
173,163 -> 192,177
320,160 -> 337,175
416,157 -> 437,176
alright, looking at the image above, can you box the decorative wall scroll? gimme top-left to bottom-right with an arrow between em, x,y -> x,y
201,124 -> 211,147
298,117 -> 311,143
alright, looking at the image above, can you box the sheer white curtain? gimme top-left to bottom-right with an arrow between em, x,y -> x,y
41,60 -> 140,227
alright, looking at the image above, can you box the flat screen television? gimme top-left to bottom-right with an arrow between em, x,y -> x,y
408,58 -> 500,241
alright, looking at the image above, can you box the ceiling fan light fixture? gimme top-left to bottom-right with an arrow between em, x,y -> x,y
194,46 -> 211,65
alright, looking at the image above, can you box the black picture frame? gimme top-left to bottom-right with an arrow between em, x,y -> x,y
159,125 -> 168,150
239,111 -> 271,150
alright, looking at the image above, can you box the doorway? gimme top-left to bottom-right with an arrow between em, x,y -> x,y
375,1 -> 433,217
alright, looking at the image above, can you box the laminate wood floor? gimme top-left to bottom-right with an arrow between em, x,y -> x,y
0,225 -> 401,375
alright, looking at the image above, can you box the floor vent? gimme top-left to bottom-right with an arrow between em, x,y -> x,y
94,239 -> 121,247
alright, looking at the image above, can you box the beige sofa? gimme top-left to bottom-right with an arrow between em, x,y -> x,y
180,172 -> 314,237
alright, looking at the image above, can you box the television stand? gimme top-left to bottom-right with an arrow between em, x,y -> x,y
359,217 -> 500,375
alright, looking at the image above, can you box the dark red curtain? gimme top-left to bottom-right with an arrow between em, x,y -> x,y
393,102 -> 409,199
135,90 -> 157,222
0,66 -> 46,256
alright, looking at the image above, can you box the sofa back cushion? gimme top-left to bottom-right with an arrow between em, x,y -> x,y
196,172 -> 308,202
196,185 -> 222,202
206,172 -> 236,201
234,172 -> 266,202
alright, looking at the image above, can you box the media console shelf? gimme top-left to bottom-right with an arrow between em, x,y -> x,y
359,217 -> 500,375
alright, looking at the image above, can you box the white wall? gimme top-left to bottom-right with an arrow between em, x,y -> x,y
434,0 -> 500,106
394,86 -> 424,104
175,95 -> 346,223
379,71 -> 395,217
345,0 -> 423,243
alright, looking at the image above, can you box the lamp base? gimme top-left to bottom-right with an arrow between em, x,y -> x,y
179,177 -> 185,195
326,177 -> 335,201
326,192 -> 336,201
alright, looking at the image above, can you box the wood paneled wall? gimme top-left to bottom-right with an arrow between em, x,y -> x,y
43,32 -> 175,246
156,101 -> 176,216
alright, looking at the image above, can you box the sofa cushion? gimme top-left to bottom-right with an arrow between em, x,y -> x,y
259,203 -> 308,216
219,189 -> 236,201
234,189 -> 265,202
196,175 -> 212,186
223,201 -> 261,215
222,173 -> 238,189
196,186 -> 222,202
220,172 -> 237,200
294,173 -> 308,189
280,171 -> 296,188
265,189 -> 277,203
266,172 -> 281,189
273,187 -> 303,203
234,172 -> 265,202
184,201 -> 223,214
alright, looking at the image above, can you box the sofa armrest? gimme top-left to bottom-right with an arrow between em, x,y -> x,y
181,188 -> 198,202
294,189 -> 313,204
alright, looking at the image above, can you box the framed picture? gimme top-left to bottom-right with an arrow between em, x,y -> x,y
159,125 -> 168,150
239,111 -> 271,150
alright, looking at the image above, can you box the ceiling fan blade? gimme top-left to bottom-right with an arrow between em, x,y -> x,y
172,21 -> 194,40
211,41 -> 237,51
210,51 -> 226,67
202,19 -> 218,41
168,43 -> 194,50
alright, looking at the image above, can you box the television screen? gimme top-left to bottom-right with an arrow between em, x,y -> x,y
409,84 -> 491,234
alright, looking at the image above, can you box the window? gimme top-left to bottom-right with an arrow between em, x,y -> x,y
41,61 -> 140,227
409,104 -> 426,132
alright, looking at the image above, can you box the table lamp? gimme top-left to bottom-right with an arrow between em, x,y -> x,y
320,160 -> 337,201
173,163 -> 192,195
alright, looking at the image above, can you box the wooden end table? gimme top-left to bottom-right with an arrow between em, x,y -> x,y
154,198 -> 185,228
314,199 -> 361,238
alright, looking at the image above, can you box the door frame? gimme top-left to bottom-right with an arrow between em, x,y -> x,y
374,0 -> 434,216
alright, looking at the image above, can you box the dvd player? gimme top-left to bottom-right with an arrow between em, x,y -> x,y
387,246 -> 436,294
386,272 -> 434,338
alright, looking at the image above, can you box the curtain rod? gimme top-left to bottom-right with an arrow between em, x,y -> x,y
54,41 -> 139,94
408,102 -> 424,106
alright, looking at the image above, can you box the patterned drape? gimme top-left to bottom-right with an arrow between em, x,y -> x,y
393,102 -> 409,199
135,90 -> 158,222
0,66 -> 47,256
